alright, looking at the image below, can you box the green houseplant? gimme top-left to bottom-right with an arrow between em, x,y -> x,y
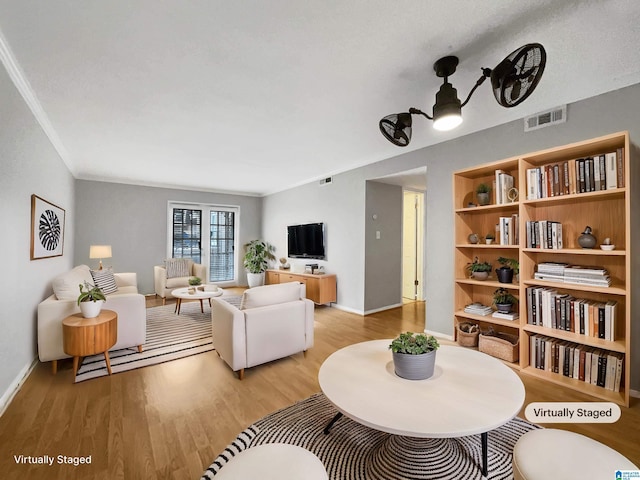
485,232 -> 495,244
389,332 -> 440,380
243,239 -> 276,288
466,257 -> 492,281
188,276 -> 202,286
77,281 -> 106,318
496,256 -> 518,283
493,287 -> 518,313
476,183 -> 490,206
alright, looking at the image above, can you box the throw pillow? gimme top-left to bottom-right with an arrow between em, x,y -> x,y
52,265 -> 94,300
165,258 -> 191,279
90,267 -> 119,295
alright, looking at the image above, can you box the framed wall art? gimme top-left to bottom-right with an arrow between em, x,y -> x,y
30,194 -> 65,260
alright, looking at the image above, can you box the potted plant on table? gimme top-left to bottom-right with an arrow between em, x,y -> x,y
476,183 -> 491,206
496,257 -> 518,283
466,257 -> 492,281
389,332 -> 440,380
77,282 -> 106,318
493,287 -> 518,314
243,239 -> 276,288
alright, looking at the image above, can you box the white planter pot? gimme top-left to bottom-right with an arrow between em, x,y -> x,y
247,272 -> 265,288
79,300 -> 104,318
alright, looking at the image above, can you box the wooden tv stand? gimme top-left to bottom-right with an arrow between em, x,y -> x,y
265,269 -> 336,305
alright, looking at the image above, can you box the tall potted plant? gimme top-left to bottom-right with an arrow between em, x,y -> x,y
389,332 -> 440,380
243,240 -> 276,288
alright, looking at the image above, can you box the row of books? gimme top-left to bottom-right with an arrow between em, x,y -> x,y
525,220 -> 563,249
498,214 -> 519,245
530,335 -> 623,392
535,262 -> 611,287
525,286 -> 617,341
494,170 -> 515,205
525,148 -> 625,200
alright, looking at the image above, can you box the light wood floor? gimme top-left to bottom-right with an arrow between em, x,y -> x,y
1,296 -> 639,479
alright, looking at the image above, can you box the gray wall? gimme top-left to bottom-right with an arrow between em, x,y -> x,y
0,66 -> 75,407
74,181 -> 263,294
364,181 -> 403,312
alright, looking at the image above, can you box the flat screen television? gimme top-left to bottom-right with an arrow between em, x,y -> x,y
287,222 -> 325,260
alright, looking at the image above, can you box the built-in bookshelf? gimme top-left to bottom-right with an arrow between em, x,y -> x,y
453,131 -> 633,406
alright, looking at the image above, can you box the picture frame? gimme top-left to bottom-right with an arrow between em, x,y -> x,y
30,194 -> 66,260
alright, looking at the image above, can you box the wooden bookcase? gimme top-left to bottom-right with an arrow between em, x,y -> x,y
453,131 -> 633,406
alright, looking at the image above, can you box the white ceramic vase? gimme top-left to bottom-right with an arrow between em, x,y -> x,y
79,300 -> 104,318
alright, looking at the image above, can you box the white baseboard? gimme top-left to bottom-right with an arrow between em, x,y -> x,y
0,357 -> 38,417
330,303 -> 364,315
363,303 -> 403,315
630,389 -> 640,399
425,329 -> 454,341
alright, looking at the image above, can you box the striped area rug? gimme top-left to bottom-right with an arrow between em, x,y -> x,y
202,393 -> 539,480
74,296 -> 242,383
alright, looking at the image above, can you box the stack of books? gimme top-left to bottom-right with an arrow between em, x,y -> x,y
464,303 -> 493,316
534,262 -> 569,282
563,265 -> 611,287
492,311 -> 519,321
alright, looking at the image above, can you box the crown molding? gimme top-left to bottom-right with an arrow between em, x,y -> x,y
0,27 -> 73,174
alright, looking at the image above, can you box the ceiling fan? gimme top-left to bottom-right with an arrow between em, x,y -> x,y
379,43 -> 547,147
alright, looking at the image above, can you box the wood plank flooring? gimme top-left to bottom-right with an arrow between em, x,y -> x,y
1,296 -> 639,479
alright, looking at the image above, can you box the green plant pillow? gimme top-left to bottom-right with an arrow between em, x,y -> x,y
90,267 -> 118,295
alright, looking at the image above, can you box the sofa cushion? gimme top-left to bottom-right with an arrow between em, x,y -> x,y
165,258 -> 191,279
241,282 -> 301,310
52,265 -> 94,300
91,267 -> 119,295
166,276 -> 191,289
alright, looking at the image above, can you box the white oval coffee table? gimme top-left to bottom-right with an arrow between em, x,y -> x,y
171,286 -> 223,314
318,340 -> 526,478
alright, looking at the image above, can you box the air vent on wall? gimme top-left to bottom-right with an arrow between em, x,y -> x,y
524,105 -> 566,132
319,177 -> 333,186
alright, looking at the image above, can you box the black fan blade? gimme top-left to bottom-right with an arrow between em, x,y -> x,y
379,113 -> 412,147
510,80 -> 522,102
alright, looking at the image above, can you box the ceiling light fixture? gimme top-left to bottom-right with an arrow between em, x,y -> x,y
379,43 -> 547,146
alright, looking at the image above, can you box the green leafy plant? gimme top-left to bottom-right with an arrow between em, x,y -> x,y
497,256 -> 519,274
243,239 -> 276,274
77,282 -> 106,305
465,258 -> 492,274
485,233 -> 495,240
493,287 -> 518,306
476,183 -> 490,194
188,276 -> 202,286
389,332 -> 440,355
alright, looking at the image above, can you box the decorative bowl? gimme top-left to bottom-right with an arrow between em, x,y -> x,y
600,244 -> 615,251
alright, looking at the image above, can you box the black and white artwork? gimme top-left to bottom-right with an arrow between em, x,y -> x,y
31,194 -> 65,260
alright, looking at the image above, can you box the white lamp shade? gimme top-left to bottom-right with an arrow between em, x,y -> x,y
89,245 -> 112,259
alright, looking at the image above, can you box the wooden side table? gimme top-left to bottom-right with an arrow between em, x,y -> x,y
62,309 -> 118,379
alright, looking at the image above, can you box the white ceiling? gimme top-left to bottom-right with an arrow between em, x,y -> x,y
1,1 -> 639,196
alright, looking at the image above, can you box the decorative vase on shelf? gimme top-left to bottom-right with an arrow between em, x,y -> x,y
578,226 -> 597,249
468,233 -> 479,244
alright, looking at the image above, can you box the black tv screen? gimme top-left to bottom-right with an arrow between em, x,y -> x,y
287,223 -> 325,259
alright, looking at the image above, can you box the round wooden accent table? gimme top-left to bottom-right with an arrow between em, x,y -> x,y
62,309 -> 118,379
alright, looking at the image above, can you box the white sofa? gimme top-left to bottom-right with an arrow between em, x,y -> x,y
211,282 -> 314,379
154,260 -> 207,304
37,264 -> 146,373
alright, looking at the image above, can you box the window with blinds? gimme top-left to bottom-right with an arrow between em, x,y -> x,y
209,210 -> 235,282
172,208 -> 202,263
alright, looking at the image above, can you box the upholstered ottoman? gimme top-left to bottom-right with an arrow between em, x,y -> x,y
513,429 -> 637,479
215,443 -> 327,479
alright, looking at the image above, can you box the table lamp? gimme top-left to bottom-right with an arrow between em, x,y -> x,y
89,245 -> 112,270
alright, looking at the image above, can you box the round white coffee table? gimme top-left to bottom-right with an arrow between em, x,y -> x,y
318,340 -> 525,478
171,286 -> 224,314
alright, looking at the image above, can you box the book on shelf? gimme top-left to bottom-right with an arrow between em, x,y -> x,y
464,303 -> 493,316
494,170 -> 514,205
492,311 -> 519,321
525,221 -> 563,249
529,334 -> 623,392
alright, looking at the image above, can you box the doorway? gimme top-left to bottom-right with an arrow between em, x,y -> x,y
402,190 -> 425,302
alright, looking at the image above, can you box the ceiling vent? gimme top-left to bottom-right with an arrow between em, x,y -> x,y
524,105 -> 566,132
319,177 -> 333,186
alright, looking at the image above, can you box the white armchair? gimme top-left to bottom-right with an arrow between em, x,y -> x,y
154,259 -> 207,304
211,282 -> 314,379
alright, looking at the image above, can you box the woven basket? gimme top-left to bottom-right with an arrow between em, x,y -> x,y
457,323 -> 479,347
479,332 -> 519,362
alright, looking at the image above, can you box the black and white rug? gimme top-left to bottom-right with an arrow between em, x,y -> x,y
74,295 -> 242,382
202,393 -> 539,480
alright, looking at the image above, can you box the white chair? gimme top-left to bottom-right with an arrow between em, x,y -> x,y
153,259 -> 206,304
211,282 -> 314,379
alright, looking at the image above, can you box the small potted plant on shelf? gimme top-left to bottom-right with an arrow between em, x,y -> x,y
496,257 -> 518,283
243,239 -> 276,288
485,232 -> 495,245
466,257 -> 492,281
77,281 -> 106,318
493,287 -> 518,314
476,183 -> 491,206
389,332 -> 440,380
